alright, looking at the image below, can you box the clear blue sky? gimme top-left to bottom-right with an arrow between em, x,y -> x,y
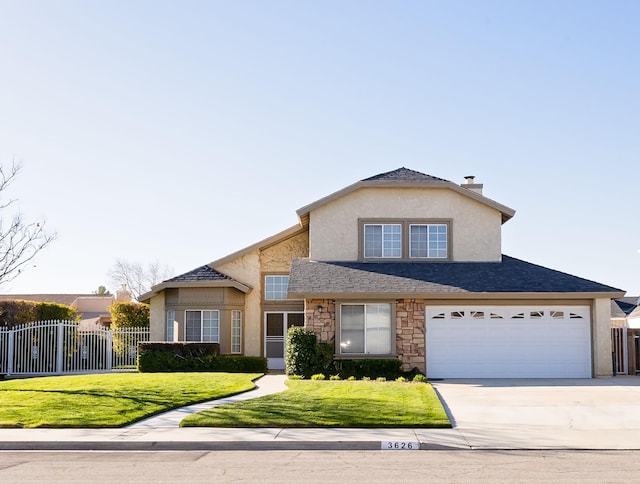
1,0 -> 638,296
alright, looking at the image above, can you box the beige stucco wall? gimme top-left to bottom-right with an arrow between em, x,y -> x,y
217,251 -> 262,356
593,297 -> 613,378
216,231 -> 309,357
308,187 -> 503,262
149,292 -> 166,341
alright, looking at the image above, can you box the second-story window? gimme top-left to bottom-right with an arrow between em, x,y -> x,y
265,275 -> 289,300
410,224 -> 448,258
364,224 -> 402,258
360,219 -> 451,261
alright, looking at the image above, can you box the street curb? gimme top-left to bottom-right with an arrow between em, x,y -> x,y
0,441 -> 467,451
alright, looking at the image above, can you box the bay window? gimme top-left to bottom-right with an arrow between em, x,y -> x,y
185,310 -> 220,342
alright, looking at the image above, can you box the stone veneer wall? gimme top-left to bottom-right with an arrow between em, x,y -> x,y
395,299 -> 426,373
305,298 -> 426,373
305,298 -> 335,344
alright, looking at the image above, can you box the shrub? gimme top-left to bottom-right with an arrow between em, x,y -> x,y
0,300 -> 78,328
329,374 -> 341,380
376,377 -> 387,382
109,302 -> 150,328
346,376 -> 356,381
361,376 -> 371,381
334,359 -> 403,380
395,376 -> 407,383
285,326 -> 320,378
310,373 -> 325,380
137,342 -> 266,373
288,375 -> 304,380
412,374 -> 427,383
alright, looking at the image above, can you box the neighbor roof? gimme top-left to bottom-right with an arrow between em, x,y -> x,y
138,265 -> 253,303
0,294 -> 109,306
612,298 -> 639,318
296,167 -> 516,225
288,256 -> 624,299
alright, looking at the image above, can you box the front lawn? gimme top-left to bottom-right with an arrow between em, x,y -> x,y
181,380 -> 451,428
0,372 -> 261,428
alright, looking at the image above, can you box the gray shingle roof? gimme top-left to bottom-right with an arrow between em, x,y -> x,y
362,167 -> 450,183
288,256 -> 623,296
166,265 -> 237,283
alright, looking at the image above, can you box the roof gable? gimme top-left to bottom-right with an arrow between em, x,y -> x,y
166,265 -> 237,283
138,265 -> 253,303
296,167 -> 515,225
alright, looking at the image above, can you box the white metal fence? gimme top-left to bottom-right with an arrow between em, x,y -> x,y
0,320 -> 150,376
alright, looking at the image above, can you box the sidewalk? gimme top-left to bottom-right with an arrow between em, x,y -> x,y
3,375 -> 640,451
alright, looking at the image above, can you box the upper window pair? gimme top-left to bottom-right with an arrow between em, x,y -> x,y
362,221 -> 449,260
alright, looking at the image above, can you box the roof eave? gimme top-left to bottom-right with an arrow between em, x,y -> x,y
288,290 -> 625,300
139,279 -> 253,303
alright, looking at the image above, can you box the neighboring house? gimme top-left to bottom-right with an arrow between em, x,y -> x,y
611,297 -> 640,375
140,168 -> 624,378
0,288 -> 131,328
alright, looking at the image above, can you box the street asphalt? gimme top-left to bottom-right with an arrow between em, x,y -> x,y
2,374 -> 640,451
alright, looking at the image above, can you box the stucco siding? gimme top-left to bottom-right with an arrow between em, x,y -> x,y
308,187 -> 502,262
217,251 -> 262,357
593,297 -> 613,377
149,292 -> 166,341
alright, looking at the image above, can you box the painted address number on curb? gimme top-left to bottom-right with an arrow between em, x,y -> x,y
381,441 -> 420,450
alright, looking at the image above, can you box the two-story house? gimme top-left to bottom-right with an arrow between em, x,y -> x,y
140,168 -> 624,378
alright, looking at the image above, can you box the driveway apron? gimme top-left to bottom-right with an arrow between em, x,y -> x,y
429,377 -> 640,449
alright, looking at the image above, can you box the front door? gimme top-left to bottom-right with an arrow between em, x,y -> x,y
265,312 -> 304,370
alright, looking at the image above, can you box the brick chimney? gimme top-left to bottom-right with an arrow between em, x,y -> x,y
461,175 -> 483,195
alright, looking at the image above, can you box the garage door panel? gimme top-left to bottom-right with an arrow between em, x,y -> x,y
426,306 -> 591,378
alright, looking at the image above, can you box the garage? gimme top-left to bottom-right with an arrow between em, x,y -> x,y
426,306 -> 592,378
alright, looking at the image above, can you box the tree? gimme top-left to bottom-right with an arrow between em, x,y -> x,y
0,161 -> 55,286
108,259 -> 173,300
93,285 -> 111,295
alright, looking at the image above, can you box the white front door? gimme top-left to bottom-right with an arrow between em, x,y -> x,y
265,312 -> 304,370
426,306 -> 592,378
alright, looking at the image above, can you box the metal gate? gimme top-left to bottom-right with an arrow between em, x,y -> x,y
0,320 -> 150,376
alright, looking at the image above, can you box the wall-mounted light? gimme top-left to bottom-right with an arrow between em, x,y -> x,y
317,305 -> 323,312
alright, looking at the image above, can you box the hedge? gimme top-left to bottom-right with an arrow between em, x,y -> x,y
0,300 -> 78,328
137,342 -> 267,373
333,358 -> 403,380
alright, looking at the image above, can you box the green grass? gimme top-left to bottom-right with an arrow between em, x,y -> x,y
181,380 -> 451,428
0,372 -> 261,428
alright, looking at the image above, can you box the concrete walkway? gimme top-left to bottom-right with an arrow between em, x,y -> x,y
127,374 -> 288,429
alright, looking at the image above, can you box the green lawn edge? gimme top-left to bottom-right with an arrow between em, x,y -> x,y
0,372 -> 263,428
181,380 -> 452,428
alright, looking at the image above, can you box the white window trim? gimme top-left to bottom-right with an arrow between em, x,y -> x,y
338,302 -> 394,355
231,310 -> 242,354
363,223 -> 402,259
264,275 -> 290,300
185,309 -> 220,343
409,223 -> 448,259
166,310 -> 176,342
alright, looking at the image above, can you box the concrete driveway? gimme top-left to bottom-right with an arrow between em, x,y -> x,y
427,377 -> 640,449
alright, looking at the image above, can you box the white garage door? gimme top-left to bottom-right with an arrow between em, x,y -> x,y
426,306 -> 592,378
